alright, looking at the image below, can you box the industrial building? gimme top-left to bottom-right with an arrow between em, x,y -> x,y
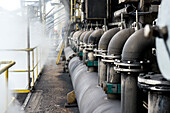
0,0 -> 170,113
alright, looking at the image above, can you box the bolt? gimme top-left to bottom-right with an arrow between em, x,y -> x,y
144,25 -> 153,38
144,25 -> 168,39
140,61 -> 144,63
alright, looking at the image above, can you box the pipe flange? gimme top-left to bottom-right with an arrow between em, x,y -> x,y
85,45 -> 96,51
101,55 -> 120,63
114,60 -> 149,73
94,49 -> 107,57
138,74 -> 170,91
94,49 -> 107,53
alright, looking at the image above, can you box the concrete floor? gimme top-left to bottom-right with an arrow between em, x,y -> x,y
24,51 -> 79,113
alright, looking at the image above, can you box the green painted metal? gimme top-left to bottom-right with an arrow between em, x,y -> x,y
87,60 -> 98,66
106,82 -> 121,94
79,52 -> 83,56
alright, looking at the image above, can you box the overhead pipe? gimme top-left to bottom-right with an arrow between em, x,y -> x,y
67,56 -> 121,113
96,28 -> 120,86
114,5 -> 135,18
114,28 -> 154,113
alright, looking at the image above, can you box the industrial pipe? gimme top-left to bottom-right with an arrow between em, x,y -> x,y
118,28 -> 154,113
102,28 -> 135,99
88,29 -> 104,46
138,74 -> 170,113
114,5 -> 135,18
64,47 -> 76,72
122,29 -> 154,61
68,56 -> 121,113
83,30 -> 94,64
107,28 -> 135,83
79,31 -> 88,59
72,31 -> 83,52
97,28 -> 120,86
86,29 -> 104,72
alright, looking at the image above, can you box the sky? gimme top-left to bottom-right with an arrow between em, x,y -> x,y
0,0 -> 53,14
0,0 -> 21,11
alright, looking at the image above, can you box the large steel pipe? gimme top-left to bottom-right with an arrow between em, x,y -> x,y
68,56 -> 121,113
64,47 -> 76,63
101,28 -> 135,99
87,29 -> 104,72
120,28 -> 154,113
83,30 -> 94,64
107,28 -> 135,83
138,74 -> 170,113
97,28 -> 120,86
79,31 -> 88,60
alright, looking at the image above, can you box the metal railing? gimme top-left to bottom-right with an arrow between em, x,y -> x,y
0,46 -> 42,93
0,61 -> 15,113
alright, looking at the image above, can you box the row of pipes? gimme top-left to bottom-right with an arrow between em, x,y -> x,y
64,9 -> 170,113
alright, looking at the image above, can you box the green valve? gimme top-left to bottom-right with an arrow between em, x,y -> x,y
87,61 -> 94,66
106,82 -> 121,94
87,60 -> 98,66
79,52 -> 83,57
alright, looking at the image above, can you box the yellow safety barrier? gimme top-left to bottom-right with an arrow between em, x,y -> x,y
56,43 -> 64,65
0,46 -> 41,92
71,0 -> 81,22
0,61 -> 15,113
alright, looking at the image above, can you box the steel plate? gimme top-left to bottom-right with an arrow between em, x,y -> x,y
156,0 -> 170,80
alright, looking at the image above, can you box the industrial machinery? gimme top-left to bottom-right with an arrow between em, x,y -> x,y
63,0 -> 170,113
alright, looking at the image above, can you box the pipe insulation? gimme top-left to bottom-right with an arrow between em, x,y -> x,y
67,56 -> 121,113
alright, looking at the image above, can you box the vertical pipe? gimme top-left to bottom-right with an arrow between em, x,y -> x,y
107,0 -> 109,19
43,0 -> 46,24
71,0 -> 73,22
148,91 -> 170,113
36,48 -> 39,78
5,70 -> 8,111
121,73 -> 138,113
74,0 -> 76,22
99,61 -> 107,86
27,9 -> 31,89
136,10 -> 139,30
32,50 -> 35,87
39,0 -> 42,23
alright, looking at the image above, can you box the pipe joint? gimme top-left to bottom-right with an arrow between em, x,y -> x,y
114,59 -> 150,74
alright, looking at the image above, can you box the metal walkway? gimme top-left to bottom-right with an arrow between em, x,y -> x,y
24,51 -> 79,113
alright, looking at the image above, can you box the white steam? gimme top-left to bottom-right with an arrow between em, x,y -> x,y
0,9 -> 49,113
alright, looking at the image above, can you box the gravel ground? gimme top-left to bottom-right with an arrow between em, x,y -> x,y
24,50 -> 79,113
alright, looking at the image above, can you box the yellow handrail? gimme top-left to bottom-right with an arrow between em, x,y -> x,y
0,61 -> 15,74
56,43 -> 64,64
0,61 -> 15,113
0,46 -> 41,92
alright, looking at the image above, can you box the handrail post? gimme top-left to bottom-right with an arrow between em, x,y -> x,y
32,50 -> 35,87
36,48 -> 39,78
5,69 -> 9,112
27,7 -> 31,89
